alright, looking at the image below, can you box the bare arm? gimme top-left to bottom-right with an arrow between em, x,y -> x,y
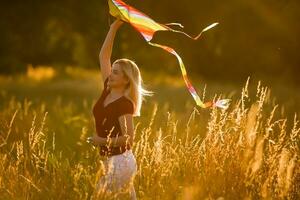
99,19 -> 124,84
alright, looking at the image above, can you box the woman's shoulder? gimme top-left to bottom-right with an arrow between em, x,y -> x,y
116,96 -> 134,116
120,96 -> 134,107
104,76 -> 109,88
101,76 -> 110,94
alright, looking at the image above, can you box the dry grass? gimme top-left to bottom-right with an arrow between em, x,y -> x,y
0,76 -> 299,199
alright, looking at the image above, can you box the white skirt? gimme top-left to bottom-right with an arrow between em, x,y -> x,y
95,149 -> 137,199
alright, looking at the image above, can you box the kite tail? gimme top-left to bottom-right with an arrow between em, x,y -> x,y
148,41 -> 230,109
164,23 -> 184,28
162,22 -> 220,41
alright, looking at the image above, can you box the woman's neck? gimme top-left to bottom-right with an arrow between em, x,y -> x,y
110,87 -> 126,97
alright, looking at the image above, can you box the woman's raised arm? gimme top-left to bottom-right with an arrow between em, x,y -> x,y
99,19 -> 124,84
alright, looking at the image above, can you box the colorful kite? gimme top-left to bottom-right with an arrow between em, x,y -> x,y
108,0 -> 231,109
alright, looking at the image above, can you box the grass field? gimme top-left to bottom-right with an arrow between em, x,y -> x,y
0,66 -> 299,199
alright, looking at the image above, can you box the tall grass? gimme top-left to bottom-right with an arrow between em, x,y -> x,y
0,72 -> 299,199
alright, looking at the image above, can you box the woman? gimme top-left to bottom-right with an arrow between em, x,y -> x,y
90,19 -> 154,199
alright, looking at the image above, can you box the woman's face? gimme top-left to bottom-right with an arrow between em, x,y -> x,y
108,63 -> 129,88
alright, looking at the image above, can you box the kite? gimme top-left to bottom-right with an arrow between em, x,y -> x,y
108,0 -> 231,109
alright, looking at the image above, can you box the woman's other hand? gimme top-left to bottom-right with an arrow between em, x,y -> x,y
87,135 -> 100,146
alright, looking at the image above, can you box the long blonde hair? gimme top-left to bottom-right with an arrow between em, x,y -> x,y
113,58 -> 154,117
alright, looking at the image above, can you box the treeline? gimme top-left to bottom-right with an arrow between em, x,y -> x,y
1,0 -> 299,83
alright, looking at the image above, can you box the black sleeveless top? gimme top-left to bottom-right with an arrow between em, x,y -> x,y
92,77 -> 134,157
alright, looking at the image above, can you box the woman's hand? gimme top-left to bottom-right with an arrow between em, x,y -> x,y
110,19 -> 124,29
87,135 -> 102,146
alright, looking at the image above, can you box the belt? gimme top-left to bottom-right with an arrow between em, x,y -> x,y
98,145 -> 131,158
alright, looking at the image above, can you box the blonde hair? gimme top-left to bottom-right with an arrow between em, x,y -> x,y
113,58 -> 154,117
